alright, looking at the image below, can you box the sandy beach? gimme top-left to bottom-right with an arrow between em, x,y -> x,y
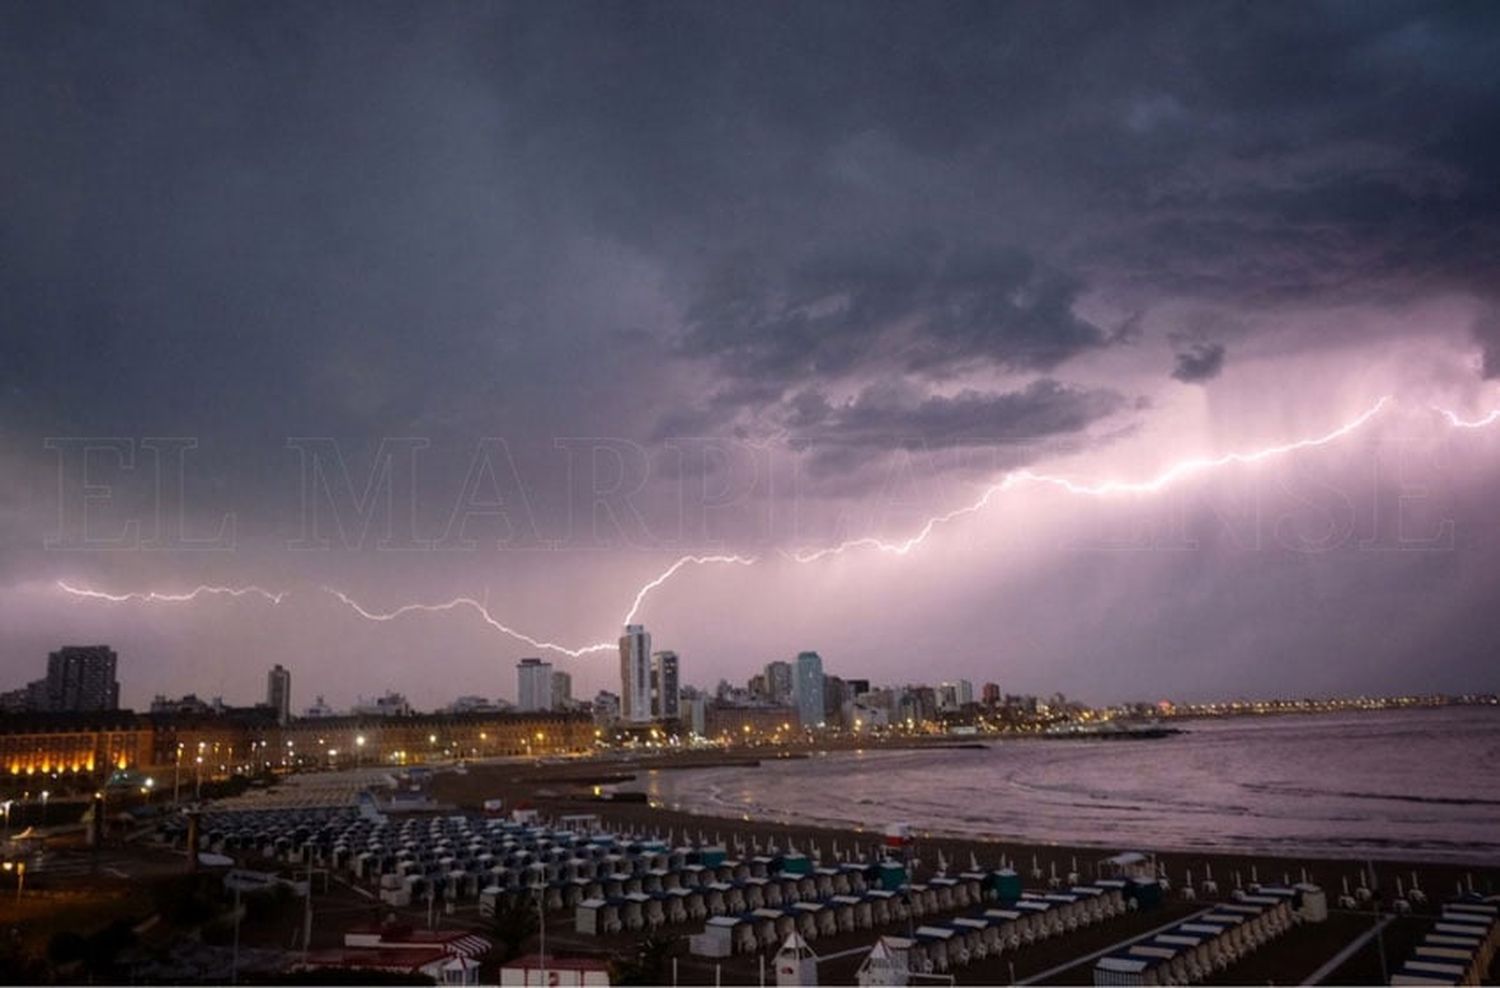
429,748 -> 1498,985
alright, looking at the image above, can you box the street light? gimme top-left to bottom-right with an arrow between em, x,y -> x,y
1,799 -> 12,838
355,735 -> 366,769
40,790 -> 49,826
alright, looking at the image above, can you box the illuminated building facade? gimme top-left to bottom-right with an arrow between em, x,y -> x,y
2,710 -> 593,780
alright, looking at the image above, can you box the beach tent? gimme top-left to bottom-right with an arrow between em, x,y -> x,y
689,915 -> 748,958
855,937 -> 910,987
1093,951 -> 1167,986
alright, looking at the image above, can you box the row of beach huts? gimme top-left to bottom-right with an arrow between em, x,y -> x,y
1390,897 -> 1498,986
688,874 -> 1140,962
1092,886 -> 1316,985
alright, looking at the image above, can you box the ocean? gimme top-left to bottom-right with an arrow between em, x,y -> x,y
630,705 -> 1500,864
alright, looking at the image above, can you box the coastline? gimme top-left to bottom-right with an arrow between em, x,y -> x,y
427,750 -> 1497,984
431,749 -> 1500,895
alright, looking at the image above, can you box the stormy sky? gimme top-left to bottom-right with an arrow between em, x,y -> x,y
2,1 -> 1499,710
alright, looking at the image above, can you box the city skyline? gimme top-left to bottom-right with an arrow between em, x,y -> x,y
4,3 -> 1500,709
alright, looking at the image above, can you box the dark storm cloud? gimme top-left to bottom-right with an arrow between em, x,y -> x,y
4,0 -> 1500,704
678,242 -> 1119,386
787,380 -> 1125,451
783,379 -> 1127,476
1171,342 -> 1228,383
4,0 -> 1499,467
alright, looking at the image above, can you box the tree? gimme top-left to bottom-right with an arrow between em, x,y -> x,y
613,933 -> 675,986
486,897 -> 539,964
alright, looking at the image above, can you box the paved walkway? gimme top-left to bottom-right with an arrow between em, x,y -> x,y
1307,913 -> 1395,984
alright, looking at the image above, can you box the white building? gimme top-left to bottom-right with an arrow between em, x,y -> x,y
794,651 -> 824,728
351,691 -> 410,717
303,694 -> 337,718
682,691 -> 707,737
763,660 -> 793,703
619,624 -> 652,722
516,657 -> 554,712
447,694 -> 509,714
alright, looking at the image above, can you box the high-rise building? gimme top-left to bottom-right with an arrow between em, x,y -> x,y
45,646 -> 119,712
551,670 -> 573,710
793,651 -> 824,729
747,672 -> 768,699
516,657 -> 554,712
822,674 -> 847,725
845,678 -> 871,698
652,651 -> 680,719
618,625 -> 652,722
683,692 -> 707,737
763,660 -> 793,704
981,682 -> 1001,706
266,664 -> 292,724
592,690 -> 621,726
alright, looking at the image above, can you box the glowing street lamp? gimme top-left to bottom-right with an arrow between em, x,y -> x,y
40,790 -> 50,825
355,734 -> 366,768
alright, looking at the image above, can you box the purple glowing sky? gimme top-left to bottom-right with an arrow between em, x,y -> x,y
2,3 -> 1499,709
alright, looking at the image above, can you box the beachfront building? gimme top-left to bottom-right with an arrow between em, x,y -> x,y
704,701 -> 798,742
938,680 -> 975,711
0,711 -> 154,776
43,646 -> 121,713
350,692 -> 412,717
592,690 -> 620,726
681,689 -> 707,737
794,651 -> 825,729
763,660 -> 793,703
652,650 -> 680,719
516,658 -> 553,712
266,664 -> 292,724
0,707 -> 595,781
619,624 -> 652,723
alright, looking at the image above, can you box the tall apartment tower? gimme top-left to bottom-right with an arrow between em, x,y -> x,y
516,657 -> 554,712
763,660 -> 793,704
551,669 -> 573,710
45,646 -> 119,712
652,650 -> 680,719
618,624 -> 652,723
266,664 -> 292,724
793,650 -> 825,729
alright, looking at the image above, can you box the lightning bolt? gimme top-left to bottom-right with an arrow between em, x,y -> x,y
320,587 -> 615,658
56,579 -> 287,605
55,394 -> 1499,658
1434,406 -> 1500,429
792,395 -> 1394,562
621,554 -> 758,625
